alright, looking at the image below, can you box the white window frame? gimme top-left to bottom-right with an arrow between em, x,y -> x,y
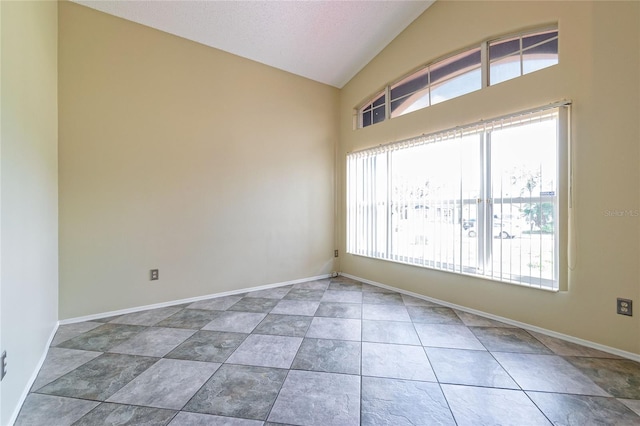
347,102 -> 571,291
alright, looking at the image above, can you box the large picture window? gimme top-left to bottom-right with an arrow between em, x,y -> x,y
346,104 -> 570,290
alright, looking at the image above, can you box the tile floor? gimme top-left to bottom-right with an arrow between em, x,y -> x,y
15,276 -> 640,425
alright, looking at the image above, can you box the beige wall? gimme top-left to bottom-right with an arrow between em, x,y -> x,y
1,1 -> 59,424
58,2 -> 339,319
339,1 -> 640,354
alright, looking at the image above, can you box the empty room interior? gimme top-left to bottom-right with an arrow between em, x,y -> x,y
2,0 -> 640,425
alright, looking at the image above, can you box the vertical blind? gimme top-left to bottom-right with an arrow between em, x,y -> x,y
347,102 -> 570,290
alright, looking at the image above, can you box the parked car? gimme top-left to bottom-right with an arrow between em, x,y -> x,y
462,218 -> 476,230
493,220 -> 522,239
466,216 -> 523,238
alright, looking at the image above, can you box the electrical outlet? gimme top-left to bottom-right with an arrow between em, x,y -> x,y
150,269 -> 159,281
1,350 -> 7,380
617,298 -> 632,316
334,249 -> 339,258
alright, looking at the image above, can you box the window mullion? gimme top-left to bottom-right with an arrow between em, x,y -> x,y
385,85 -> 391,121
481,41 -> 489,88
558,106 -> 570,291
371,157 -> 377,257
387,152 -> 393,260
483,132 -> 494,275
427,67 -> 432,107
519,36 -> 524,76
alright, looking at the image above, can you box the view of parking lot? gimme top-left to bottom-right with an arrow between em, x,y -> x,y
391,220 -> 555,289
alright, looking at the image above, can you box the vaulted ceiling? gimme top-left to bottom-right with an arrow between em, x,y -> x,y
74,1 -> 434,88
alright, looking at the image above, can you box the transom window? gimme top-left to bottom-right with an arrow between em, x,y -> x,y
390,48 -> 482,119
347,103 -> 570,290
360,92 -> 386,128
489,29 -> 559,85
357,26 -> 559,128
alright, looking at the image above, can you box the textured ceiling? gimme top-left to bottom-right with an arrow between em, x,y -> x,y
74,1 -> 434,88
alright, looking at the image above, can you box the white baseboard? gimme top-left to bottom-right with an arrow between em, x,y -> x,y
59,274 -> 331,325
8,321 -> 59,426
341,273 -> 640,363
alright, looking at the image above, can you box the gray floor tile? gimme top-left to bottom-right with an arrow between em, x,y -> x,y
270,300 -> 319,316
284,288 -> 325,301
565,357 -> 640,399
155,309 -> 222,329
528,331 -> 622,358
169,412 -> 263,425
20,279 -> 639,426
328,281 -> 362,292
291,338 -> 360,374
414,323 -> 485,350
306,317 -> 361,341
254,314 -> 312,337
269,370 -> 360,426
184,364 -> 287,420
315,302 -> 362,319
528,391 -> 640,426
362,376 -> 455,425
493,352 -> 609,396
470,327 -> 554,354
441,384 -> 551,426
321,290 -> 363,303
228,297 -> 279,313
454,309 -> 516,327
93,314 -> 124,323
330,276 -> 361,284
619,399 -> 640,416
165,330 -> 247,362
361,283 -> 396,293
109,306 -> 183,326
202,311 -> 266,333
402,294 -> 442,307
56,323 -> 146,352
226,334 -> 302,368
362,342 -> 436,381
362,292 -> 404,305
73,403 -> 176,426
187,296 -> 243,311
407,306 -> 463,324
15,394 -> 99,426
31,348 -> 101,392
108,359 -> 219,409
109,327 -> 195,357
172,303 -> 193,309
246,286 -> 292,299
37,353 -> 157,401
51,322 -> 102,346
362,320 -> 420,345
362,304 -> 411,322
292,280 -> 330,290
425,347 -> 518,389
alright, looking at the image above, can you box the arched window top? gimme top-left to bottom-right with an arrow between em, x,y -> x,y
356,26 -> 558,129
